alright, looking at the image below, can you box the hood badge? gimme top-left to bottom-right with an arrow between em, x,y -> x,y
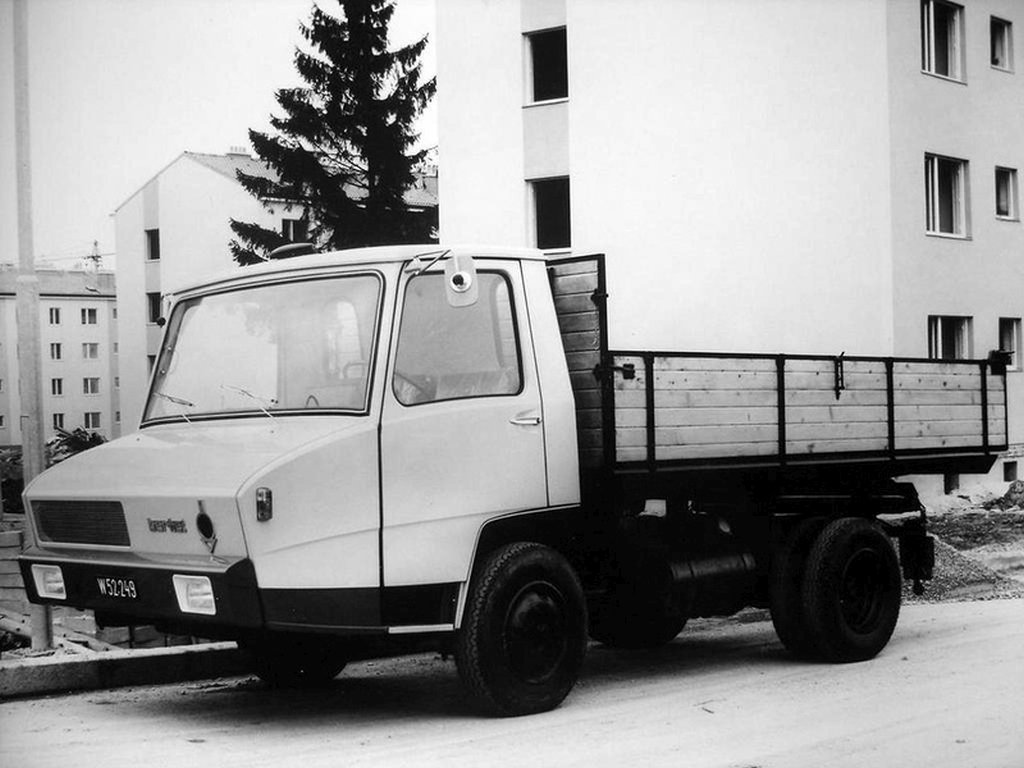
148,518 -> 187,533
197,501 -> 218,555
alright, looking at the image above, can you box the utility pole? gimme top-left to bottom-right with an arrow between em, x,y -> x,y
14,0 -> 52,650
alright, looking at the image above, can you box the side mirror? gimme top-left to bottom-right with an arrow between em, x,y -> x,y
444,252 -> 478,307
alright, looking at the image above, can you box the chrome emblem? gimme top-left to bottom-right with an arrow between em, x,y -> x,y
147,518 -> 187,533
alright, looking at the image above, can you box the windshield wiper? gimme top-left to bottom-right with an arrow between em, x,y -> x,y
220,384 -> 278,420
405,248 -> 451,275
153,391 -> 195,423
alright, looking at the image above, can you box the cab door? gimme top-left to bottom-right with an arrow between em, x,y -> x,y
379,260 -> 548,618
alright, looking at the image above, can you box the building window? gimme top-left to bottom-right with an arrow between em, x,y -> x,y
282,218 -> 308,242
83,377 -> 100,395
991,17 -> 1014,71
147,292 -> 162,323
531,177 -> 571,250
115,411 -> 121,423
113,308 -> 118,319
50,378 -> 63,396
928,315 -> 973,360
115,376 -> 120,388
84,412 -> 101,429
1000,317 -> 1022,371
114,342 -> 119,353
526,27 -> 568,102
0,379 -> 3,392
925,154 -> 968,236
49,343 -> 62,360
146,228 -> 161,260
1006,461 -> 1019,482
48,307 -> 61,325
0,415 -> 5,428
52,413 -> 64,430
81,307 -> 97,325
995,167 -> 1019,220
82,343 -> 99,359
921,1 -> 964,80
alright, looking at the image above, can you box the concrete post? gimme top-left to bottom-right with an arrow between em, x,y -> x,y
14,0 -> 53,650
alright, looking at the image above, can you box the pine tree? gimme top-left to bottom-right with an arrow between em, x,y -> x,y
230,0 -> 437,265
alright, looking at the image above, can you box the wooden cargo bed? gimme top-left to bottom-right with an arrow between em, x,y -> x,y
548,255 -> 1008,483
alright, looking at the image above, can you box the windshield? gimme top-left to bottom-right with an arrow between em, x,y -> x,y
144,274 -> 382,422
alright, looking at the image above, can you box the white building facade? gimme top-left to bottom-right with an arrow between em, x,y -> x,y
0,267 -> 120,445
436,0 -> 1024,488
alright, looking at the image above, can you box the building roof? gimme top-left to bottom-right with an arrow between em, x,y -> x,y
0,265 -> 116,298
185,151 -> 279,185
114,150 -> 438,212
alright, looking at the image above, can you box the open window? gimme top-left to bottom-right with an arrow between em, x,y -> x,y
928,315 -> 973,360
526,27 -> 568,103
921,1 -> 965,81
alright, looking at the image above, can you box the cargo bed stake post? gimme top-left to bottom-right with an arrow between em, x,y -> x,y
834,352 -> 846,400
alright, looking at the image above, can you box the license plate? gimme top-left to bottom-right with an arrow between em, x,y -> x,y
96,576 -> 138,600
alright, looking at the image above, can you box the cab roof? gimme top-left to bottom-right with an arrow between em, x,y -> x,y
167,244 -> 548,297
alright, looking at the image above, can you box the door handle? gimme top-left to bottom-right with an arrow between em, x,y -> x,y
510,415 -> 542,426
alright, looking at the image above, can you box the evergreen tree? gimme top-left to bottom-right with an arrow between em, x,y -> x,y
230,0 -> 437,265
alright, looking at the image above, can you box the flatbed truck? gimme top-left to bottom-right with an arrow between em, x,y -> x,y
19,246 -> 1009,715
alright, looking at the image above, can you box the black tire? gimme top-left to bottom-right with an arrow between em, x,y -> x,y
243,634 -> 348,688
769,517 -> 827,659
589,590 -> 686,649
801,517 -> 902,663
455,542 -> 587,716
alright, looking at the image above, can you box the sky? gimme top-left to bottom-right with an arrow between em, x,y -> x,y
0,0 -> 437,271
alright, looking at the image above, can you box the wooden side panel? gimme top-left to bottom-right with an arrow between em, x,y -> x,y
549,258 -> 604,469
893,362 -> 987,451
784,359 -> 888,454
609,352 -> 1007,467
614,355 -> 780,463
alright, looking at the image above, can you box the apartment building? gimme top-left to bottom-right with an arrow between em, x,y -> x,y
0,267 -> 120,446
436,0 -> 1023,489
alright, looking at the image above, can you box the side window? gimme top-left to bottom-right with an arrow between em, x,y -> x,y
393,273 -> 522,405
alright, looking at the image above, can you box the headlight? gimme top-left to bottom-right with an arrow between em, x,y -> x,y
172,574 -> 216,615
31,564 -> 67,600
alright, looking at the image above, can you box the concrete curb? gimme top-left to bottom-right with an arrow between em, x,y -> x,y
0,642 -> 249,700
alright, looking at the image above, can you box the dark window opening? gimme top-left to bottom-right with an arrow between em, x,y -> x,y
147,292 -> 162,323
282,218 -> 308,242
1004,461 -> 1018,483
529,28 -> 568,102
146,229 -> 161,261
533,177 -> 571,250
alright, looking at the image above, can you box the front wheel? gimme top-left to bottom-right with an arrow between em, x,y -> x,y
455,542 -> 587,716
801,517 -> 902,663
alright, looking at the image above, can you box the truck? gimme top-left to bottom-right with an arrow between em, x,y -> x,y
19,245 -> 1009,716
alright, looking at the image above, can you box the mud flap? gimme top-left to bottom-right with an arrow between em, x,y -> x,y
898,531 -> 935,595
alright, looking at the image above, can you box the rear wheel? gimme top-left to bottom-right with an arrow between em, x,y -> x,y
769,517 -> 827,659
801,517 -> 901,662
455,542 -> 587,716
242,634 -> 348,688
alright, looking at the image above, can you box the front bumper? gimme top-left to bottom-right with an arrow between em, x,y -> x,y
18,549 -> 263,631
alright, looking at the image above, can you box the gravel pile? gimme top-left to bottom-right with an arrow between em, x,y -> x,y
906,490 -> 1024,603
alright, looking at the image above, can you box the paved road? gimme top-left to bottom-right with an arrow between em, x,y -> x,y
2,600 -> 1022,768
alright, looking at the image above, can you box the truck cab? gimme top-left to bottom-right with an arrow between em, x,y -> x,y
21,246 -> 582,707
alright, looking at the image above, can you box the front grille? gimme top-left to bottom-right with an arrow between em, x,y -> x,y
35,500 -> 130,546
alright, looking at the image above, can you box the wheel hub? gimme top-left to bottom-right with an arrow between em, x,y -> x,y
503,581 -> 568,684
